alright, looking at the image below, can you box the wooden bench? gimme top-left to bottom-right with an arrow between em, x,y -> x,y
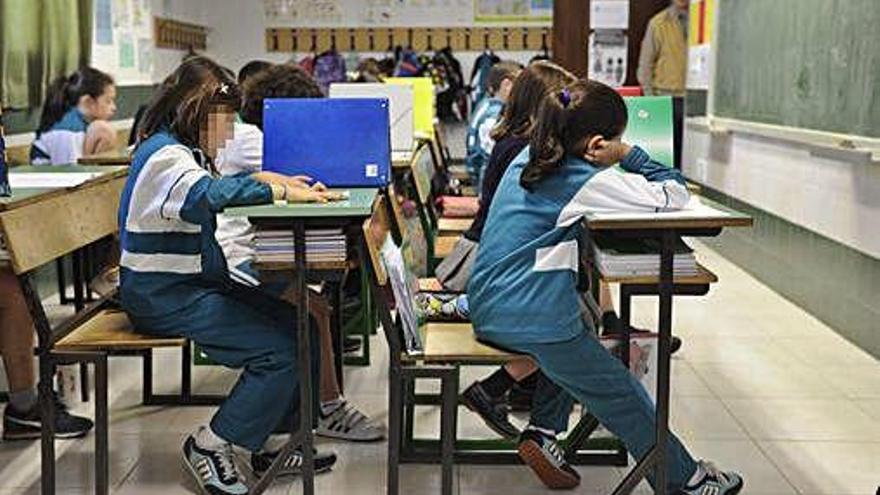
0,168 -> 187,495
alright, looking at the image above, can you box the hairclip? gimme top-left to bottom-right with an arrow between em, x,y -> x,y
559,88 -> 571,108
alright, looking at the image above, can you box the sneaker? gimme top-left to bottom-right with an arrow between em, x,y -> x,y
3,394 -> 94,441
182,434 -> 248,495
251,447 -> 337,477
603,324 -> 683,356
517,429 -> 581,489
317,400 -> 386,442
460,381 -> 520,440
679,460 -> 744,495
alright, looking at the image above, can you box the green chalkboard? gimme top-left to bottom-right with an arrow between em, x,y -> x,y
714,0 -> 880,138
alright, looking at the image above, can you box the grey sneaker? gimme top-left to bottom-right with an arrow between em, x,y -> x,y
680,461 -> 744,495
316,400 -> 386,442
182,432 -> 248,495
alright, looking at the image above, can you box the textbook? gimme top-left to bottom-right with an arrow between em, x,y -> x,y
591,233 -> 699,277
253,228 -> 347,263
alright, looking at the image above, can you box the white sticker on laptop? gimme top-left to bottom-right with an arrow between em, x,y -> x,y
365,163 -> 379,177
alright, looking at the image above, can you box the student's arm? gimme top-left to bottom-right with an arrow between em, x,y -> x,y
619,145 -> 686,185
178,175 -> 272,224
556,146 -> 689,226
477,116 -> 499,154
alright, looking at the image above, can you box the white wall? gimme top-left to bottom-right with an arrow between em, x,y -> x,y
151,0 -> 211,82
683,121 -> 880,259
203,1 -> 539,85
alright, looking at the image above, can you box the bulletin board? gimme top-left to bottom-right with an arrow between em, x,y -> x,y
263,0 -> 552,28
90,0 -> 154,85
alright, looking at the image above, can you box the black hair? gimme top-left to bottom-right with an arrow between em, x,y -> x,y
522,79 -> 628,190
136,56 -> 241,150
237,60 -> 274,85
491,60 -> 576,142
240,64 -> 322,130
37,67 -> 114,136
485,61 -> 523,96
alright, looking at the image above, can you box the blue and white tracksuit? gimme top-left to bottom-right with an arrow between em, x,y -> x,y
468,145 -> 698,490
465,97 -> 503,190
118,130 -> 316,451
30,108 -> 89,165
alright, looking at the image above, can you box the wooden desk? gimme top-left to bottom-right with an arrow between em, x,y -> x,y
392,149 -> 415,170
584,196 -> 751,495
225,187 -> 378,495
0,166 -> 128,495
77,151 -> 131,166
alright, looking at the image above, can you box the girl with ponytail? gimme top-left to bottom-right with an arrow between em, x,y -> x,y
31,67 -> 118,165
467,79 -> 745,494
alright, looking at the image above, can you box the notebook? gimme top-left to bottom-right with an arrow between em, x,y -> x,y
262,98 -> 391,187
329,83 -> 414,153
384,77 -> 435,138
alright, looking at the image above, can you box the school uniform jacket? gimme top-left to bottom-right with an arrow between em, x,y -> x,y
468,145 -> 689,345
30,109 -> 89,165
118,131 -> 272,320
465,97 -> 503,181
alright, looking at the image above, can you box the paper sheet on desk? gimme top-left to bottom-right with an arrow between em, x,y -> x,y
589,197 -> 732,221
9,172 -> 102,189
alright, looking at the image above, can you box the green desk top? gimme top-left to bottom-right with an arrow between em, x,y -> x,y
224,188 -> 378,218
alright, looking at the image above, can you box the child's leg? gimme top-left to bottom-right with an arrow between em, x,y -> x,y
515,331 -> 698,492
0,269 -> 36,396
83,120 -> 117,156
139,291 -> 310,452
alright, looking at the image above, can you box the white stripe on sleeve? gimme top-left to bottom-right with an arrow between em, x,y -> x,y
120,251 -> 202,274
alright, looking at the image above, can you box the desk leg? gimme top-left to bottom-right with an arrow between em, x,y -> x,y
653,231 -> 676,494
331,280 -> 344,395
295,221 -> 316,495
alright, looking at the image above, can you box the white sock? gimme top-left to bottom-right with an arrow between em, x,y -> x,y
195,425 -> 228,450
321,397 -> 345,416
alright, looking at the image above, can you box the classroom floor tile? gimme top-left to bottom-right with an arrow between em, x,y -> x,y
1,243 -> 878,494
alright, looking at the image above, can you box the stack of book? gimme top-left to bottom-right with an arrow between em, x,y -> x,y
254,228 -> 347,263
591,233 -> 699,278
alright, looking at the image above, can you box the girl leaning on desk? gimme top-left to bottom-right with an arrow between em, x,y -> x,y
118,56 -> 340,495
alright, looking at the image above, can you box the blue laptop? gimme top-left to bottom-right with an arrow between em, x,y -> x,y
262,98 -> 391,187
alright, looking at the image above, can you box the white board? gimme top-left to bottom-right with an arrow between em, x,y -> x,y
329,83 -> 415,152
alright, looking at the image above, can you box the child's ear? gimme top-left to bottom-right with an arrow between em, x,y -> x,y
586,135 -> 604,152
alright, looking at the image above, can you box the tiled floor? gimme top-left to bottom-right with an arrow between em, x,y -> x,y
1,243 -> 878,494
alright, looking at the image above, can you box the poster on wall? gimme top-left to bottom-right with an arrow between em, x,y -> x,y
91,0 -> 153,84
588,30 -> 628,88
686,0 -> 713,90
266,0 -> 475,27
590,0 -> 629,29
474,0 -> 552,23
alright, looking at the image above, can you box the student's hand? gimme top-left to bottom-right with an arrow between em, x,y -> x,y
584,139 -> 633,166
252,171 -> 314,189
286,186 -> 346,204
310,181 -> 328,192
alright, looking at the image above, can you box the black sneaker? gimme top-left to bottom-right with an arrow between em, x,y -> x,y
3,395 -> 94,441
679,460 -> 744,495
182,433 -> 248,495
251,447 -> 337,477
517,429 -> 580,489
603,324 -> 683,356
461,381 -> 521,440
